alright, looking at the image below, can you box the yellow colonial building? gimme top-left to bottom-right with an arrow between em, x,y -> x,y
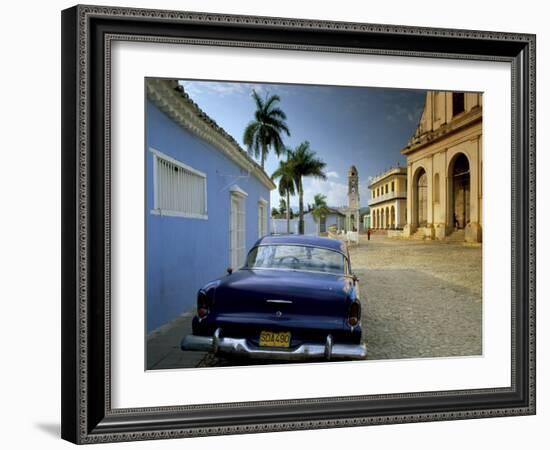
401,91 -> 482,242
368,166 -> 407,229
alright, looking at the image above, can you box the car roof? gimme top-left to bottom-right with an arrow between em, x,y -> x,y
256,234 -> 348,255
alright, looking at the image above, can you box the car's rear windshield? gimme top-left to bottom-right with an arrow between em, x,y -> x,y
245,244 -> 345,275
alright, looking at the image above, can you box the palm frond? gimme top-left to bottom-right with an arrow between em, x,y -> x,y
245,90 -> 291,167
243,121 -> 259,147
251,90 -> 264,110
263,118 -> 291,137
266,107 -> 287,120
264,94 -> 282,111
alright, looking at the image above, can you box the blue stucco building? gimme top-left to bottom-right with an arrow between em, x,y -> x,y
145,79 -> 275,333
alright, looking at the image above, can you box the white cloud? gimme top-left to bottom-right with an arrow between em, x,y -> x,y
271,178 -> 349,210
302,178 -> 348,208
179,81 -> 288,100
386,103 -> 422,124
272,176 -> 371,210
178,81 -> 202,97
326,171 -> 339,179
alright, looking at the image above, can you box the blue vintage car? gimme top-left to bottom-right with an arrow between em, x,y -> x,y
181,235 -> 367,361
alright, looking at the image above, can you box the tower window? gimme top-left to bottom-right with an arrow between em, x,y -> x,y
452,92 -> 465,116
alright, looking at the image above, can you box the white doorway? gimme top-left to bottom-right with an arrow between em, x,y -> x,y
230,192 -> 246,269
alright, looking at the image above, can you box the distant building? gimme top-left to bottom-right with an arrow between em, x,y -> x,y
271,165 -> 360,237
362,213 -> 370,231
368,166 -> 407,229
146,79 -> 275,333
271,208 -> 345,235
401,91 -> 482,242
317,208 -> 346,234
338,166 -> 361,232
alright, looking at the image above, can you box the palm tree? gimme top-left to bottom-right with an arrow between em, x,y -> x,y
278,198 -> 287,216
271,156 -> 296,234
243,90 -> 290,169
311,193 -> 330,234
311,193 -> 330,220
290,142 -> 327,234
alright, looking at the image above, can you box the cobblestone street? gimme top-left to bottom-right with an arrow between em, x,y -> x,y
353,235 -> 482,360
147,235 -> 482,369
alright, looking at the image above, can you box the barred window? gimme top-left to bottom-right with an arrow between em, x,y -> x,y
152,149 -> 207,219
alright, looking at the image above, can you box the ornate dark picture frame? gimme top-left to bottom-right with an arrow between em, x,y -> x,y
61,4 -> 536,444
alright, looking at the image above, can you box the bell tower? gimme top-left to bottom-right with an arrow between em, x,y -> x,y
348,165 -> 360,209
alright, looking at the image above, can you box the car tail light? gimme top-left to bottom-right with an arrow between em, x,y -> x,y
197,290 -> 209,318
348,301 -> 360,327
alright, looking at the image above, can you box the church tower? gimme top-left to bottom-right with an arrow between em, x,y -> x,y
348,165 -> 360,210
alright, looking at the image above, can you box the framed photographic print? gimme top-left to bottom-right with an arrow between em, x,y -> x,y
61,4 -> 536,444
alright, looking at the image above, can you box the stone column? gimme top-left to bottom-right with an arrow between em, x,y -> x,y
403,163 -> 414,237
425,158 -> 435,239
440,150 -> 449,238
445,92 -> 453,123
465,140 -> 482,242
426,92 -> 433,132
395,201 -> 401,228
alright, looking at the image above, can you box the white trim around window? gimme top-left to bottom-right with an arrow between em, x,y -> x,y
258,200 -> 268,238
229,185 -> 248,198
149,147 -> 208,219
230,190 -> 246,268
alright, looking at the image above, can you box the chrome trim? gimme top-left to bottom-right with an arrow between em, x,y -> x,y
181,334 -> 367,361
325,334 -> 333,360
266,299 -> 293,304
212,328 -> 222,354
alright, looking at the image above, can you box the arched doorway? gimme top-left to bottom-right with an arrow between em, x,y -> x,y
450,153 -> 470,229
390,205 -> 395,229
416,168 -> 428,227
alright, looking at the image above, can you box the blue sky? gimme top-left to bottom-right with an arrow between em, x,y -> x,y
179,79 -> 426,209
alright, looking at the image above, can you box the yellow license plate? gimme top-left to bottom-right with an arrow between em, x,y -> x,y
259,331 -> 291,348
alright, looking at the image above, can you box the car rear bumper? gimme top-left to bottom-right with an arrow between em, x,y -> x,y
181,329 -> 367,361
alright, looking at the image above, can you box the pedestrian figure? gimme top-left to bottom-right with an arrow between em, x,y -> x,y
453,212 -> 459,229
367,228 -> 371,241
